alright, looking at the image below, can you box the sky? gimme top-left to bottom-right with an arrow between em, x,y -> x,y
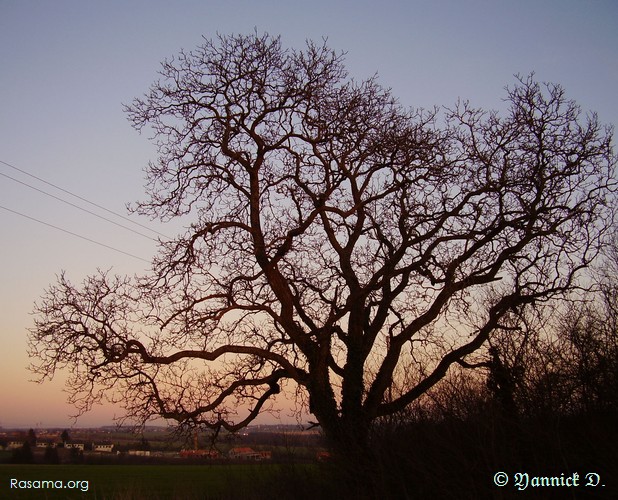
1,0 -> 617,429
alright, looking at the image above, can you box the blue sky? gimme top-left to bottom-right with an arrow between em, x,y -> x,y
1,0 -> 617,428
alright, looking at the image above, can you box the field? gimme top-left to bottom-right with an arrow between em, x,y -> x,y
2,413 -> 618,499
0,463 -> 327,499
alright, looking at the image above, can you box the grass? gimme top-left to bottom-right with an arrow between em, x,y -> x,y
0,463 -> 325,499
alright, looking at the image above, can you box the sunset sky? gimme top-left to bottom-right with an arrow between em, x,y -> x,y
1,0 -> 617,428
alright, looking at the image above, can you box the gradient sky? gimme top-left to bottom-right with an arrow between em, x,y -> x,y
1,0 -> 617,428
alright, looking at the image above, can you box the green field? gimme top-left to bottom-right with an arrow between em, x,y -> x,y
0,463 -> 325,499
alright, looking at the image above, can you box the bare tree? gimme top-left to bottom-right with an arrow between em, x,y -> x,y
29,33 -> 616,458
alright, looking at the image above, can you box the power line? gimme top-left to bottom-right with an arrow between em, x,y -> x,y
0,171 -> 157,241
0,204 -> 151,264
0,159 -> 171,240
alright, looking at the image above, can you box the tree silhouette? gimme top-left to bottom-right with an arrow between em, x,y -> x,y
29,33 -> 616,458
27,428 -> 36,447
61,429 -> 70,445
12,441 -> 33,464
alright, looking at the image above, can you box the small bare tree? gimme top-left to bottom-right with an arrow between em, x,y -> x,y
29,33 -> 616,458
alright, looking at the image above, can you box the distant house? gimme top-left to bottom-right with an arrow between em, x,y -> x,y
179,449 -> 219,459
128,450 -> 151,457
35,440 -> 57,448
93,442 -> 114,453
228,447 -> 269,461
65,442 -> 85,451
7,441 -> 23,450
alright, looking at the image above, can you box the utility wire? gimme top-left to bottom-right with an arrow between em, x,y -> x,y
0,204 -> 151,264
0,159 -> 171,240
0,171 -> 157,241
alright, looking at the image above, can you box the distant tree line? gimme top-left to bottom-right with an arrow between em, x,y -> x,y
377,236 -> 618,425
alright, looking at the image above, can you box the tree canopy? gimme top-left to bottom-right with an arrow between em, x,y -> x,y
29,33 -> 616,455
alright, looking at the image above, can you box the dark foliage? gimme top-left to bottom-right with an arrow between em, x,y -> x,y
10,442 -> 33,464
